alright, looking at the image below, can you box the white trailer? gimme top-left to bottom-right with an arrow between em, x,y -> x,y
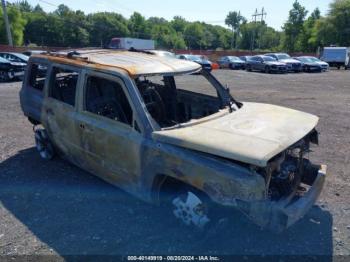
109,37 -> 155,50
321,47 -> 350,70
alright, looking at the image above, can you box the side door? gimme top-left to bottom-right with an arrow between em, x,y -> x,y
223,57 -> 229,68
42,64 -> 84,164
256,57 -> 265,70
250,57 -> 259,70
75,70 -> 144,192
20,58 -> 49,122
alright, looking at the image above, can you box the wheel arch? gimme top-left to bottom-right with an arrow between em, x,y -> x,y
151,173 -> 209,204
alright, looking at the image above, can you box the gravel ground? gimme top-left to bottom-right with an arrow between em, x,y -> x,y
0,70 -> 350,259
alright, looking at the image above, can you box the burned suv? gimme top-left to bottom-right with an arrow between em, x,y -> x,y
20,50 -> 327,232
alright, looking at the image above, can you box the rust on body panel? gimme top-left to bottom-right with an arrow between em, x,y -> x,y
20,49 -> 327,232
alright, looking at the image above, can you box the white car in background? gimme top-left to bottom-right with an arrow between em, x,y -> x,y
149,50 -> 176,58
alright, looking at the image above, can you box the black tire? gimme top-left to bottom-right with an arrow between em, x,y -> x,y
0,70 -> 10,82
246,65 -> 252,72
34,129 -> 55,160
264,66 -> 270,74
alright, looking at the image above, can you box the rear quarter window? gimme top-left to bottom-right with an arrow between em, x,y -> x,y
49,66 -> 79,107
28,63 -> 48,91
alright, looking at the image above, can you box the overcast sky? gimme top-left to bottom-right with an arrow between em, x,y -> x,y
18,0 -> 333,30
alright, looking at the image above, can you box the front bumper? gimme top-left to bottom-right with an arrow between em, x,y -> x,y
237,164 -> 327,232
270,66 -> 287,73
286,63 -> 302,72
304,66 -> 322,72
231,63 -> 244,69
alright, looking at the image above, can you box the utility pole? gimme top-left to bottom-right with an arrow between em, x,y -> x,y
1,0 -> 13,46
250,7 -> 267,52
258,7 -> 267,50
250,9 -> 258,53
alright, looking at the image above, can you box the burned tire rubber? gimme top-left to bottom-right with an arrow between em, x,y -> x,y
35,129 -> 55,160
172,191 -> 211,229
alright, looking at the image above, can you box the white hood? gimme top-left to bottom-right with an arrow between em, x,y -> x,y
153,102 -> 319,167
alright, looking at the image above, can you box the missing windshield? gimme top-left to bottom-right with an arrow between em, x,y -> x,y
135,71 -> 235,128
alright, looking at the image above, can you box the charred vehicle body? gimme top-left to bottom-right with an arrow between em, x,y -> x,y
20,50 -> 327,232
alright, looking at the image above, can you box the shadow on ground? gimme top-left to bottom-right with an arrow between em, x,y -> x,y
0,148 -> 333,258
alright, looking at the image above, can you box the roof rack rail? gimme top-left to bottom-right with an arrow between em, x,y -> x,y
45,50 -> 89,62
128,47 -> 154,55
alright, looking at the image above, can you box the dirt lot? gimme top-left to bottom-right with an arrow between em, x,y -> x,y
0,70 -> 350,259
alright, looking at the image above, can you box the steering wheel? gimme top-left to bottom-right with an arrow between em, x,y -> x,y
142,86 -> 166,123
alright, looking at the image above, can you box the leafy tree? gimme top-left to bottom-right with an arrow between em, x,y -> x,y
184,22 -> 205,49
13,0 -> 32,12
282,0 -> 308,52
225,11 -> 246,49
128,12 -> 149,38
240,22 -> 281,51
33,4 -> 44,13
297,8 -> 321,52
328,0 -> 350,46
309,17 -> 336,48
171,16 -> 187,33
87,12 -> 130,47
0,5 -> 27,45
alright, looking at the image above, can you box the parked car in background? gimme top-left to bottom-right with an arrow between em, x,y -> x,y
0,56 -> 26,82
321,47 -> 350,70
149,50 -> 176,58
217,56 -> 245,70
294,57 -> 323,72
0,52 -> 29,64
177,54 -> 212,71
23,50 -> 47,56
239,56 -> 253,69
246,55 -> 287,73
302,56 -> 329,71
265,53 -> 302,72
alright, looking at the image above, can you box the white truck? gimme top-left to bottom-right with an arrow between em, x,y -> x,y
109,37 -> 155,50
321,47 -> 350,70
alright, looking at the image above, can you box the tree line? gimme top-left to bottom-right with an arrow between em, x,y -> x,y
0,0 -> 350,52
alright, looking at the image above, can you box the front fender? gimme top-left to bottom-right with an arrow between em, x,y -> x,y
140,141 -> 266,205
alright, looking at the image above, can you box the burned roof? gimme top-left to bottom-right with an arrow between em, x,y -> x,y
35,49 -> 201,77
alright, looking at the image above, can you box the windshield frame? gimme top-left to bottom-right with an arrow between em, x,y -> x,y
134,69 -> 241,131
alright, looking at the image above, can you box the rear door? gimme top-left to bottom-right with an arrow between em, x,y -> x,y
75,70 -> 144,191
42,64 -> 84,164
256,57 -> 264,70
20,58 -> 49,123
250,57 -> 259,70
